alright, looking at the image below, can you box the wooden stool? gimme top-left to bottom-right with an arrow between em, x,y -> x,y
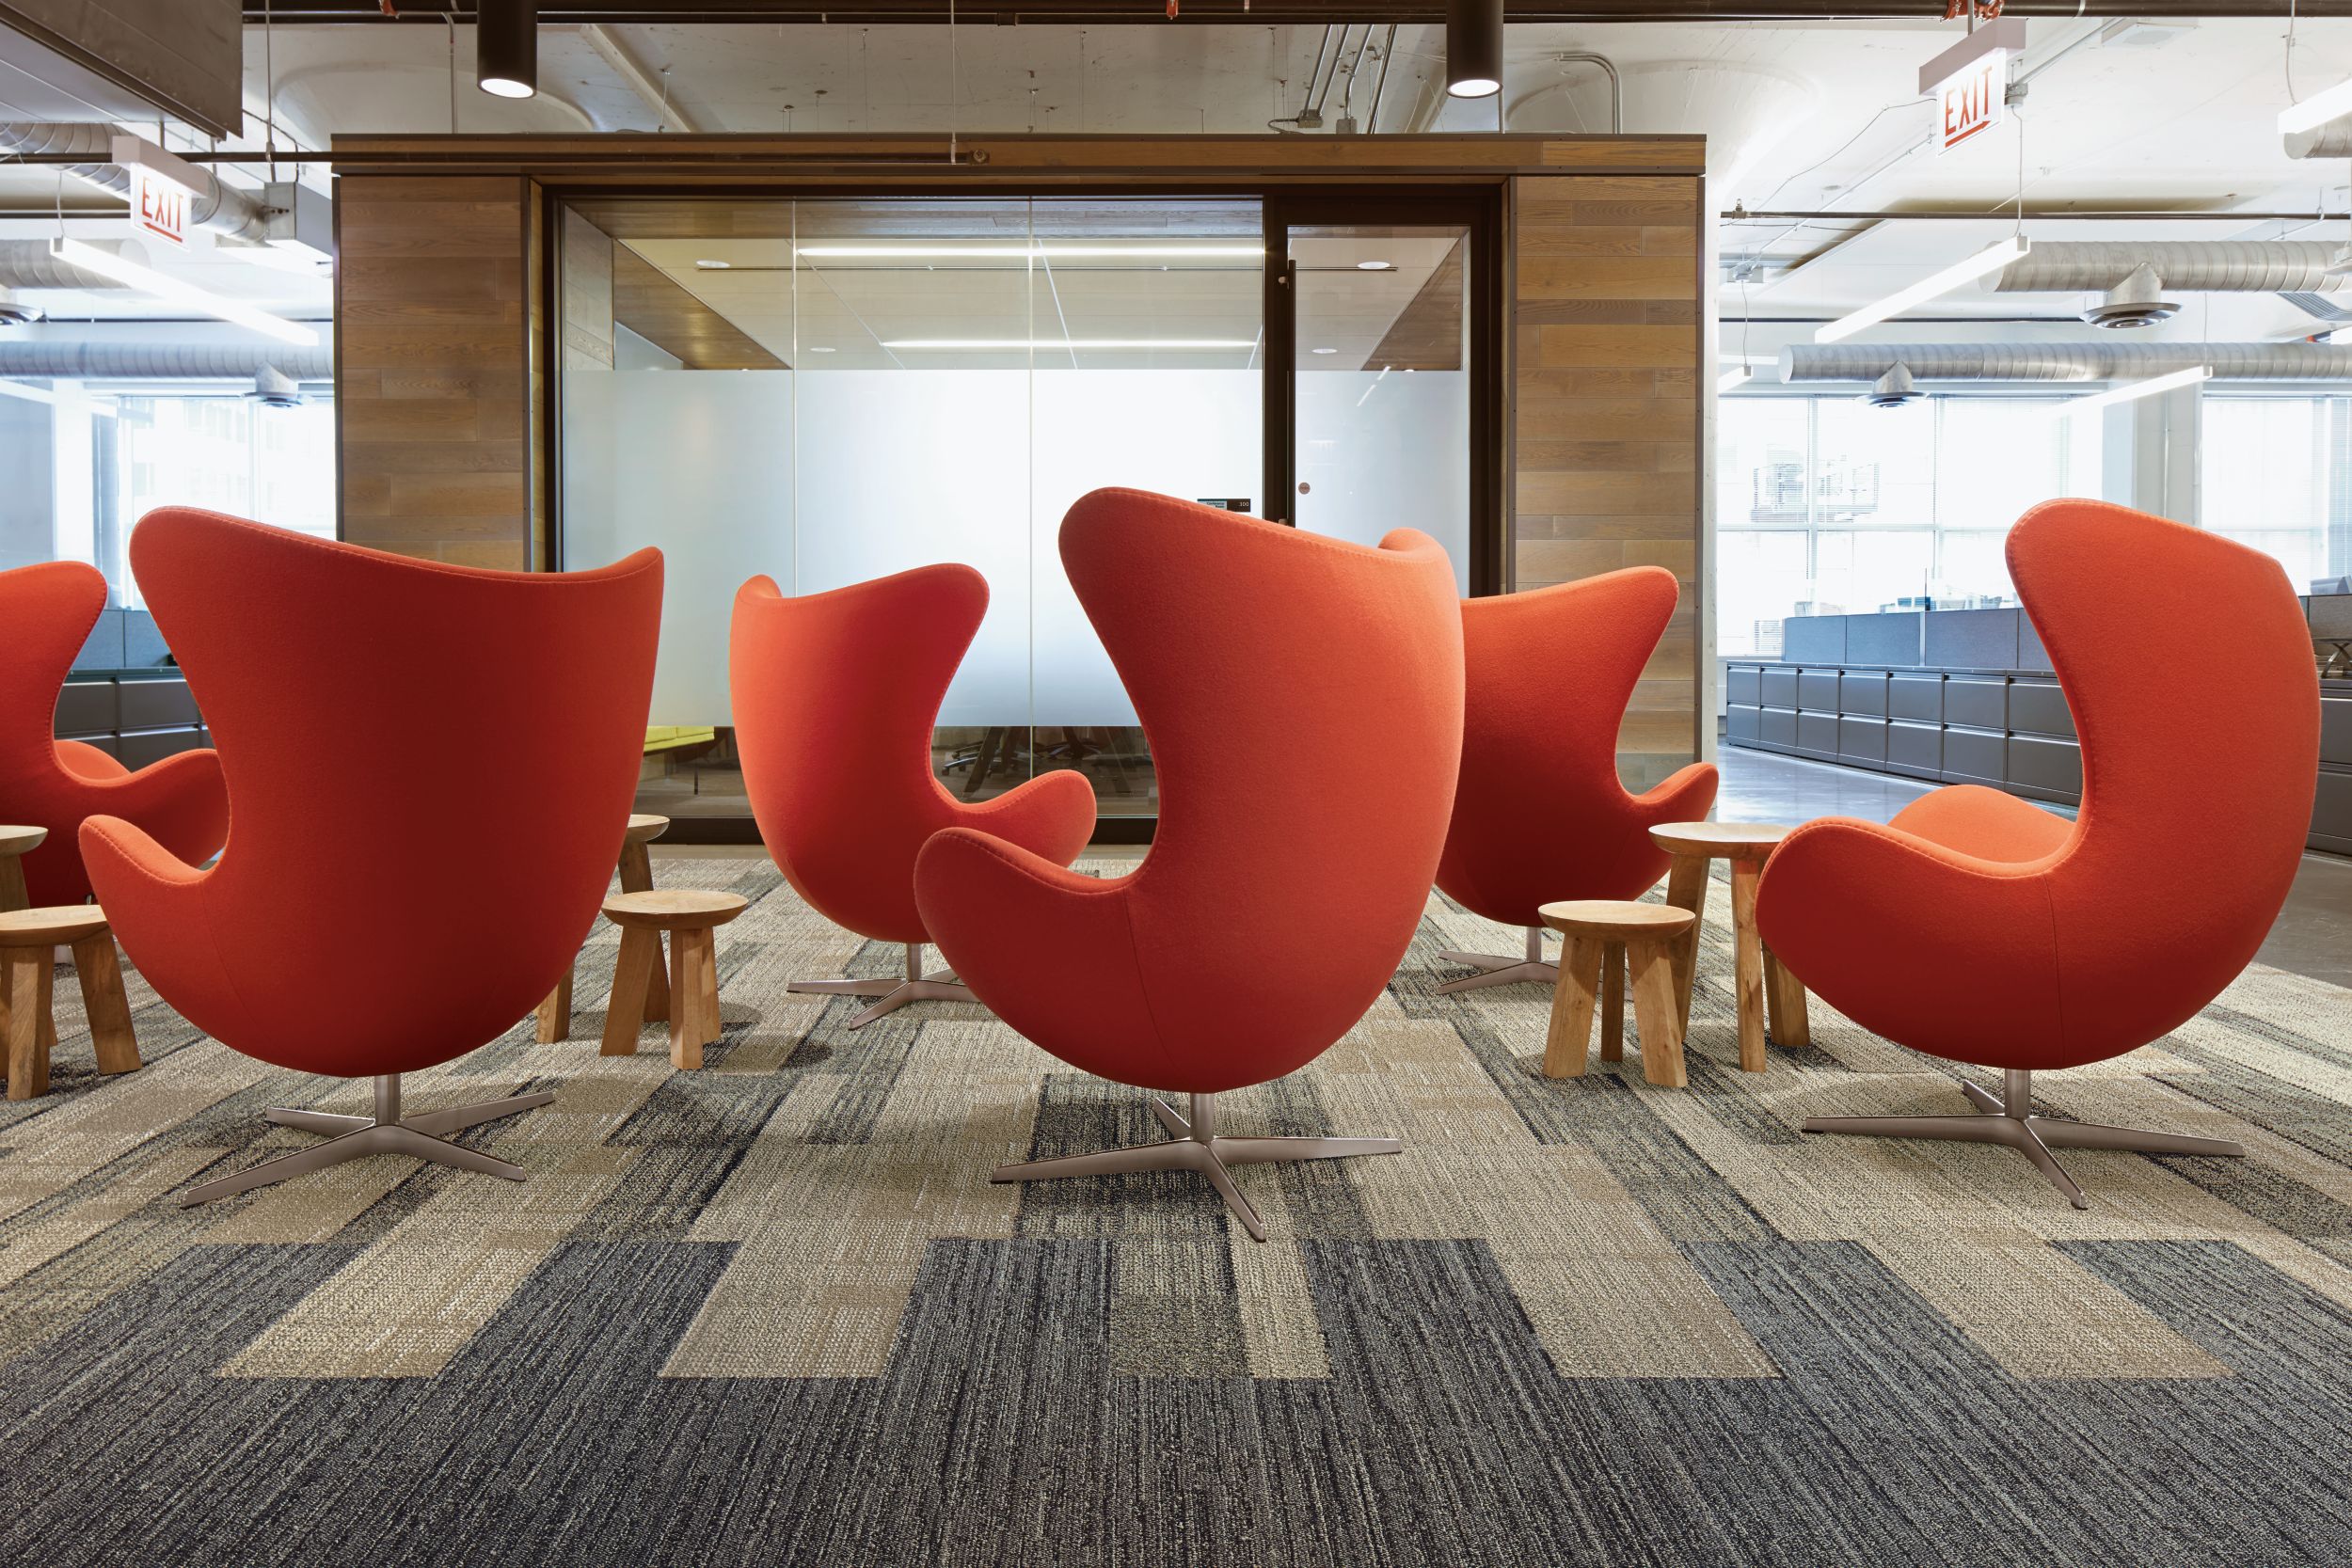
1537,900 -> 1697,1086
600,890 -> 747,1069
0,825 -> 45,913
0,905 -> 138,1101
536,814 -> 670,1043
1647,821 -> 1810,1073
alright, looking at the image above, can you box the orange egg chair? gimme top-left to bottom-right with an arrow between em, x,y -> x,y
1757,499 -> 2319,1208
81,510 -> 662,1207
1433,566 -> 1718,991
731,566 -> 1096,1029
913,490 -> 1463,1241
0,561 -> 227,907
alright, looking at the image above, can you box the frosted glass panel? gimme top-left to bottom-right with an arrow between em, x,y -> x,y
795,370 -> 1031,727
1030,369 -> 1262,726
1295,370 -> 1470,592
561,367 -> 794,728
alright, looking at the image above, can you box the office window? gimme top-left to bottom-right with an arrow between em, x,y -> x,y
2201,395 -> 2350,588
1716,395 -> 2101,657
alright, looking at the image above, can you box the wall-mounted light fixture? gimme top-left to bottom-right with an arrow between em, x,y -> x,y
477,0 -> 538,100
1446,0 -> 1503,99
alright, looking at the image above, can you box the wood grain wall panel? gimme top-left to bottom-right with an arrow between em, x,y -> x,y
1511,174 -> 1704,790
335,175 -> 535,569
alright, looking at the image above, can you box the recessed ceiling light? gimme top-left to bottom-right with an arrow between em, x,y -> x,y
1311,347 -> 1338,355
808,346 -> 835,353
1356,261 -> 1394,272
695,259 -> 731,270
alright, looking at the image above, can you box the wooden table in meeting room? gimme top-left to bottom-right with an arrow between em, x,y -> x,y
1647,821 -> 1810,1071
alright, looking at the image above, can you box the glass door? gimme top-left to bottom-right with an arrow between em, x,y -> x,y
1264,194 -> 1498,594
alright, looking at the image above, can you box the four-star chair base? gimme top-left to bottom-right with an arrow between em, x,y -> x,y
991,1090 -> 1401,1243
789,942 -> 974,1029
1434,927 -> 1558,994
175,1074 -> 554,1208
1803,1068 -> 2245,1211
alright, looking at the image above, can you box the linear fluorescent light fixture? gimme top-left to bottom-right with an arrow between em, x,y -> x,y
0,378 -> 115,417
2280,77 -> 2352,135
2054,364 -> 2208,417
882,339 -> 1259,351
796,245 -> 1264,260
1717,365 -> 1756,394
51,239 -> 319,346
1814,237 -> 2028,344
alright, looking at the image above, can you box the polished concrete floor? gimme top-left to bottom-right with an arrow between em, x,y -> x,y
655,747 -> 2352,989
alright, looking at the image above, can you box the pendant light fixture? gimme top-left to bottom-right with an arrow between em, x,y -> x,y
476,0 -> 538,100
1445,0 -> 1502,100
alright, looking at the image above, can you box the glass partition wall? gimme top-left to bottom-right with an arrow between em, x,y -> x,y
557,191 -> 1489,832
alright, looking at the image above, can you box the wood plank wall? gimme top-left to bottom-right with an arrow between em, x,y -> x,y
336,175 -> 536,569
1509,174 -> 1703,790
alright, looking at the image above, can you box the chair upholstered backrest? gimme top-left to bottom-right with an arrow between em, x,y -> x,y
731,565 -> 993,945
80,509 -> 662,1078
0,559 -> 227,906
915,489 -> 1464,1094
1435,567 -> 1717,925
2018,499 -> 2319,1054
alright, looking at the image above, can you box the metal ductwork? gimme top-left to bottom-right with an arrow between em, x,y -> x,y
2286,118 -> 2352,159
247,364 -> 306,407
0,124 -> 272,244
1987,242 -> 2347,327
0,343 -> 335,380
1861,363 -> 1921,407
1782,341 -> 2352,385
0,240 -> 146,327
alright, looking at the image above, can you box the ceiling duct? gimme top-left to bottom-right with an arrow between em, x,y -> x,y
2285,118 -> 2352,159
0,342 -> 335,380
1986,241 -> 2345,326
247,364 -> 305,407
1782,341 -> 2352,385
1861,363 -> 1921,407
0,239 -> 141,327
0,124 -> 271,244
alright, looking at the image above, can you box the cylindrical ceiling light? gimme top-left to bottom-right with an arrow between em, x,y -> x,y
477,0 -> 538,100
1445,0 -> 1502,100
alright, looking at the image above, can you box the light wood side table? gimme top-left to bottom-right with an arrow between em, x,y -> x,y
0,904 -> 138,1100
0,825 -> 46,913
1537,899 -> 1699,1087
599,889 -> 749,1069
1647,821 -> 1810,1073
536,814 -> 671,1043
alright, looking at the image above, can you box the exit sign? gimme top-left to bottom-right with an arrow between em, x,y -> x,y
132,166 -> 186,247
1918,19 -> 2026,156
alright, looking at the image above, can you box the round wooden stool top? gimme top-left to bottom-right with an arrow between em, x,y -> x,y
1648,821 -> 1795,862
624,814 -> 671,847
1537,900 -> 1695,943
603,889 -> 746,931
0,826 -> 47,858
0,905 -> 110,946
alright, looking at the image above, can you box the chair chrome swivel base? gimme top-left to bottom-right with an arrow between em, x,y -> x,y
1435,926 -> 1559,994
991,1090 -> 1401,1243
175,1073 -> 554,1208
788,942 -> 974,1029
1803,1068 -> 2246,1211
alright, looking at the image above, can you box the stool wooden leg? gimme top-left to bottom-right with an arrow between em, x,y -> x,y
618,841 -> 670,1022
72,935 -> 138,1076
601,927 -> 660,1056
1629,940 -> 1688,1089
0,853 -> 27,914
5,948 -> 52,1100
1663,852 -> 1709,1032
535,968 -> 574,1044
1543,937 -> 1604,1079
644,934 -> 671,1023
1729,856 -> 1768,1073
669,927 -> 717,1070
1764,947 -> 1811,1049
1599,942 -> 1625,1063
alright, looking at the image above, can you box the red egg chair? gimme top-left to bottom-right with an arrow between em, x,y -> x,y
81,510 -> 662,1207
1758,499 -> 2318,1208
0,561 -> 227,907
1433,567 -> 1718,992
913,490 -> 1463,1241
730,566 -> 1095,1028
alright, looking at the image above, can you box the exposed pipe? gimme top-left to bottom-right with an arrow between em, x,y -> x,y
0,240 -> 139,292
2286,119 -> 2352,160
0,343 -> 337,379
1552,51 -> 1621,134
580,24 -> 704,132
0,125 -> 274,244
1988,241 -> 2350,294
1366,24 -> 1399,132
1781,341 -> 2352,385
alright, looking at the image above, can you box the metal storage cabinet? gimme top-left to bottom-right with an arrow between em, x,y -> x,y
1727,665 -> 1762,706
1760,705 -> 1799,751
56,681 -> 118,736
1887,673 -> 1943,722
1941,724 -> 2006,786
118,677 -> 200,731
1727,705 -> 1762,743
1760,666 -> 1799,709
1839,671 -> 1888,718
1797,710 -> 1839,760
1886,720 -> 1942,780
1797,670 -> 1841,714
2314,767 -> 2352,854
2007,736 -> 2083,801
1944,675 -> 2008,732
1838,715 -> 1888,766
2008,676 -> 2075,740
